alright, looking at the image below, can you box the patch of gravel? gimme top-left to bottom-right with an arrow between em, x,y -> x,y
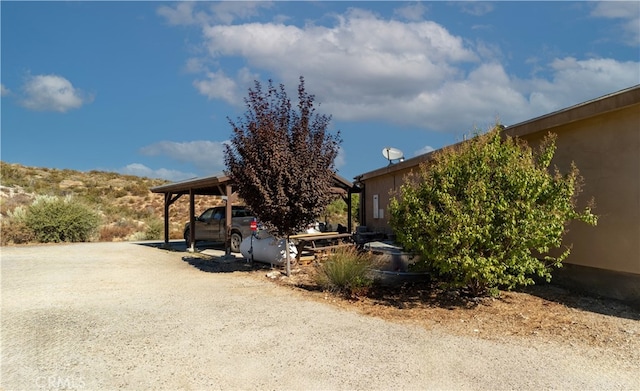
1,242 -> 639,390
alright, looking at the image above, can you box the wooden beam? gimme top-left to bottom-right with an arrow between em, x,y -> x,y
163,193 -> 171,245
224,183 -> 233,256
189,189 -> 195,252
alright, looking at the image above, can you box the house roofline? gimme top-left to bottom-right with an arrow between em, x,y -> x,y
504,84 -> 640,139
355,84 -> 640,182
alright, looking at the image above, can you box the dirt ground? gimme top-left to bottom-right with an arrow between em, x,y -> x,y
2,242 -> 639,390
191,254 -> 640,365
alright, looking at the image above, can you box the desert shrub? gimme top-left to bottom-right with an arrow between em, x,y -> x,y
143,218 -> 163,240
99,224 -> 135,242
112,188 -> 128,198
315,246 -> 374,297
25,195 -> 100,243
0,162 -> 22,187
124,183 -> 149,197
127,231 -> 148,241
322,194 -> 360,229
1,207 -> 35,245
389,125 -> 597,296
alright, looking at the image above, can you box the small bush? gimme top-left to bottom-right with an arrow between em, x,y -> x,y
25,195 -> 100,243
124,183 -> 149,197
315,246 -> 374,297
99,224 -> 135,242
143,218 -> 163,240
1,207 -> 35,245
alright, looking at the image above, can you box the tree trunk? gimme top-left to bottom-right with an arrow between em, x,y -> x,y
285,236 -> 291,277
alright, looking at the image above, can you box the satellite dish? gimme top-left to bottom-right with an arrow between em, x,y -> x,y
382,147 -> 404,164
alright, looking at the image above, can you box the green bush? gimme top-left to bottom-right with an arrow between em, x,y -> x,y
315,246 -> 374,297
322,194 -> 360,229
25,195 -> 100,243
389,125 -> 597,296
143,218 -> 163,240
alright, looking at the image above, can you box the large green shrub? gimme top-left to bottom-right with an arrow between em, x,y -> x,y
389,125 -> 597,295
25,195 -> 100,243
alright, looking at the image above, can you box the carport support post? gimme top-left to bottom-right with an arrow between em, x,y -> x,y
189,189 -> 195,253
346,192 -> 352,233
163,193 -> 171,247
221,183 -> 235,260
285,236 -> 291,277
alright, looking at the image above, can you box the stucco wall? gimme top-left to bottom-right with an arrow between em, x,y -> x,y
518,105 -> 640,274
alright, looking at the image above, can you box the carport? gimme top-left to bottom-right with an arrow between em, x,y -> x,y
150,173 -> 361,253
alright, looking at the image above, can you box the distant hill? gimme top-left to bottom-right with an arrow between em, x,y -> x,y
0,161 -> 224,244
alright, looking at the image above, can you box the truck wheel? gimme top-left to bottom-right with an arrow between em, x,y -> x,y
230,232 -> 242,253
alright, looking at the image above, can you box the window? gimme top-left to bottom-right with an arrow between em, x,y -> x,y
373,194 -> 379,219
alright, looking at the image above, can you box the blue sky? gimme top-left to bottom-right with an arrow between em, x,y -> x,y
2,1 -> 639,182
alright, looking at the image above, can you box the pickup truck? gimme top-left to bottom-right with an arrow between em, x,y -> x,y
183,206 -> 255,252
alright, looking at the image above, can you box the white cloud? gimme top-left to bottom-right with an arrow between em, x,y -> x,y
157,1 -> 273,26
139,140 -> 229,173
193,70 -> 240,104
198,10 -> 479,127
519,57 -> 640,117
393,3 -> 428,22
414,145 -> 435,157
20,74 -> 92,113
184,57 -> 208,74
208,1 -> 274,25
458,2 -> 495,17
334,147 -> 346,171
120,163 -> 196,181
591,1 -> 640,46
1,84 -> 10,96
169,5 -> 639,134
157,2 -> 201,26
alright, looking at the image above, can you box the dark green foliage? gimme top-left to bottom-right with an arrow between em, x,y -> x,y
25,196 -> 100,243
224,77 -> 342,238
389,125 -> 597,295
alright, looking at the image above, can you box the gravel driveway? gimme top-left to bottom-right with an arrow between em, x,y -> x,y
2,242 -> 638,390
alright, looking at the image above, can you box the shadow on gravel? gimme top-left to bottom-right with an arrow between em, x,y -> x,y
137,240 -> 224,253
182,254 -> 273,274
137,241 -> 275,274
518,283 -> 640,321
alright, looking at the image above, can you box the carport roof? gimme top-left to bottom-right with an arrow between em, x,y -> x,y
150,173 -> 233,196
150,172 -> 360,196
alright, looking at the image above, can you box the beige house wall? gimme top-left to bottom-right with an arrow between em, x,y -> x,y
354,86 -> 640,304
514,105 -> 639,275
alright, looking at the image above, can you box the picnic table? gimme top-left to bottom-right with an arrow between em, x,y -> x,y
290,232 -> 354,262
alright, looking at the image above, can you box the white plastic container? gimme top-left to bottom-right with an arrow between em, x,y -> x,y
240,232 -> 297,265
